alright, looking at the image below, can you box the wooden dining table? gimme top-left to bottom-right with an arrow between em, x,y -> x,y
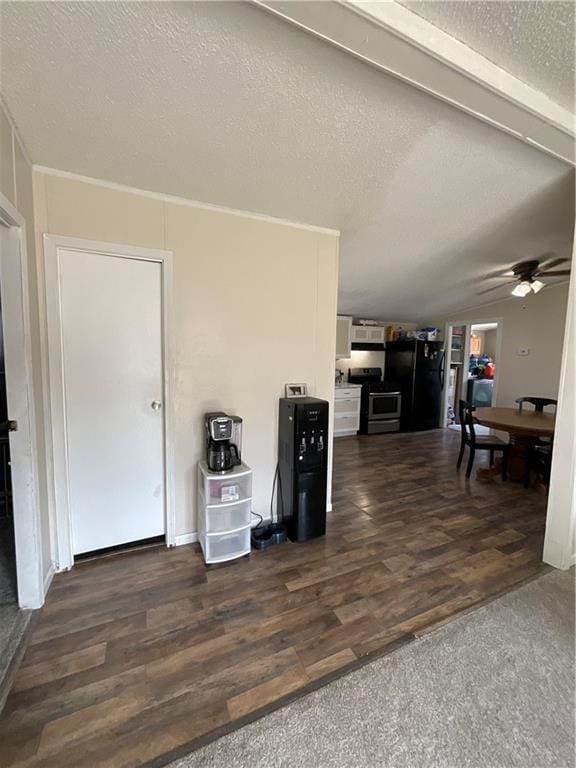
474,406 -> 555,482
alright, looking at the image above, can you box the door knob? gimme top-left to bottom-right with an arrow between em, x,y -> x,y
151,400 -> 162,411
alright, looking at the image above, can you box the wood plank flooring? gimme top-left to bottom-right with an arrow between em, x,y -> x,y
0,429 -> 547,768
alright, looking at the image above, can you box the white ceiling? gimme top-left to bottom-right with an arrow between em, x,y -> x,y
0,1 -> 573,321
400,1 -> 576,111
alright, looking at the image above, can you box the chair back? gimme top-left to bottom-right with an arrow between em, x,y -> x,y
458,400 -> 476,446
515,397 -> 557,414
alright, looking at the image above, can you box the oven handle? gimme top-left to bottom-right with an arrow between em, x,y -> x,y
368,391 -> 401,397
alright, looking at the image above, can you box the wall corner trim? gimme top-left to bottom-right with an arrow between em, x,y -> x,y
0,94 -> 34,168
43,562 -> 55,597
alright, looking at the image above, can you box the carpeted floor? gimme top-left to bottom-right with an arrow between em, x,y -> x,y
170,569 -> 575,768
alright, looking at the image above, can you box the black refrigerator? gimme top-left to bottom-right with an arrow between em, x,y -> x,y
384,340 -> 445,431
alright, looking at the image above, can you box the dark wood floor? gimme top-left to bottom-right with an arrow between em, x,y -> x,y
0,430 -> 547,768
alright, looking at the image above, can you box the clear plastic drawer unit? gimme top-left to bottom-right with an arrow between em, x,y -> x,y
197,461 -> 252,564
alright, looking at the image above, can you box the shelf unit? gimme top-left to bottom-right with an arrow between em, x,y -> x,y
197,461 -> 252,564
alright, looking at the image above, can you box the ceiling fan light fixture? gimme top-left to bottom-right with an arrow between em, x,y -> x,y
531,279 -> 545,294
512,281 -> 531,298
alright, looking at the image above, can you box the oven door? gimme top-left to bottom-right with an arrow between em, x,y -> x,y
368,392 -> 402,420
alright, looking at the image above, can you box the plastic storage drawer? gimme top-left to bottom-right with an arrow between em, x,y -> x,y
203,498 -> 251,534
202,526 -> 250,563
199,464 -> 252,505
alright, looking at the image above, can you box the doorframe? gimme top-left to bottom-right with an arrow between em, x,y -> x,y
442,317 -> 503,425
43,235 -> 175,569
0,193 -> 44,608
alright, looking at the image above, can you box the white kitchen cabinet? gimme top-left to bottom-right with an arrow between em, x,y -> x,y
336,315 -> 352,359
334,385 -> 361,437
351,325 -> 385,344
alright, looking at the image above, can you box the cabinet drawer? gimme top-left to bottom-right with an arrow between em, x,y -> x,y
335,387 -> 361,399
334,398 -> 361,416
333,414 -> 359,433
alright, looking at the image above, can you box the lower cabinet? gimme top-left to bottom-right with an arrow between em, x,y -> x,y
334,387 -> 361,437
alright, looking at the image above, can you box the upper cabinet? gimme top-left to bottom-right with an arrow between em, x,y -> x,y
336,315 -> 352,359
336,318 -> 387,357
351,325 -> 385,343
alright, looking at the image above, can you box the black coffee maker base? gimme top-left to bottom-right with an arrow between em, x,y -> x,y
251,523 -> 288,550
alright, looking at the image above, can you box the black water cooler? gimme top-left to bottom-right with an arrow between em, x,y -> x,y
277,397 -> 329,542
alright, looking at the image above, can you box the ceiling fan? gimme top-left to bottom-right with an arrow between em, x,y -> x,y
477,255 -> 571,298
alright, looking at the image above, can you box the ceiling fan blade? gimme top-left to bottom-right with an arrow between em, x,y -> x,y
476,281 -> 516,295
483,268 -> 515,280
539,270 -> 571,277
538,256 -> 569,272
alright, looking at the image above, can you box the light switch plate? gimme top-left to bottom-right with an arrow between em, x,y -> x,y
517,347 -> 530,356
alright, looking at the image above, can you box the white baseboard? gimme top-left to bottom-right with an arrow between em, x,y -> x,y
174,509 -> 334,546
570,552 -> 576,568
43,562 -> 55,596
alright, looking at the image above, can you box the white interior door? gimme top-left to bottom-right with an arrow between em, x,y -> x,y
0,221 -> 42,607
59,249 -> 164,555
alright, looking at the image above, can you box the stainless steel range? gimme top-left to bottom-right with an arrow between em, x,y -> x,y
348,368 -> 402,434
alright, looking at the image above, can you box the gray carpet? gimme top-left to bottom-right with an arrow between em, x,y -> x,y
170,569 -> 575,768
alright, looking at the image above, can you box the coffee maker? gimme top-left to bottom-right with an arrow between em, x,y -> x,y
205,412 -> 242,473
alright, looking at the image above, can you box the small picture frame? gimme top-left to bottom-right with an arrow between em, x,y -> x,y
285,383 -> 308,398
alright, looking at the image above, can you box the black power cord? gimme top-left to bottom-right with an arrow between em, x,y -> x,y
251,509 -> 264,528
250,463 -> 285,531
269,462 -> 286,525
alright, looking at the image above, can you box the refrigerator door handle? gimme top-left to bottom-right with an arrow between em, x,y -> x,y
439,350 -> 446,390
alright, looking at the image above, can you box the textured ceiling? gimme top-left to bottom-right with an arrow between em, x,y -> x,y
400,1 -> 576,111
0,1 -> 573,320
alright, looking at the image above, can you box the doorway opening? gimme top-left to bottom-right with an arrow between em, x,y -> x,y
468,322 -> 498,409
0,294 -> 17,609
443,319 -> 502,430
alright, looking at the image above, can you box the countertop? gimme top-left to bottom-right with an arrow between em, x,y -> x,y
335,383 -> 362,388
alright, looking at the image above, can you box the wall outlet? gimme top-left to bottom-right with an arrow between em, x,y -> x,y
517,347 -> 530,356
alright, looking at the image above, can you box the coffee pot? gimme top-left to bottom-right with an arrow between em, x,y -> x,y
205,412 -> 242,473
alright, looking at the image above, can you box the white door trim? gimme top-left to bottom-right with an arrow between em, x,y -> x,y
442,317 -> 504,424
0,192 -> 44,608
43,235 -> 175,569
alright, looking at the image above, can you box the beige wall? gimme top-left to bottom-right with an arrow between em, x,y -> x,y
470,328 -> 497,359
34,171 -> 339,537
543,238 -> 575,569
444,283 -> 570,407
0,102 -> 52,581
483,328 -> 498,359
544,262 -> 575,568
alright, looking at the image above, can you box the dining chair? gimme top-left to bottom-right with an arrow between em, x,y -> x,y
457,400 -> 509,480
515,397 -> 556,487
515,397 -> 557,413
528,442 -> 553,493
